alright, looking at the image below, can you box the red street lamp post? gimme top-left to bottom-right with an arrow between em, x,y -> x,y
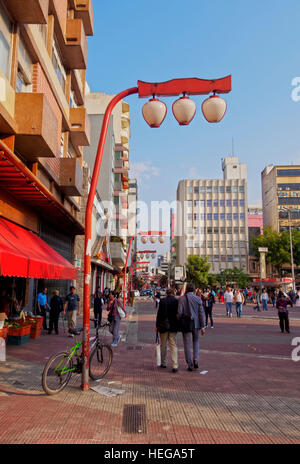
81,76 -> 232,391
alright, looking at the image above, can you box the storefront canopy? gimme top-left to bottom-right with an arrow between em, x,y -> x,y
0,218 -> 77,280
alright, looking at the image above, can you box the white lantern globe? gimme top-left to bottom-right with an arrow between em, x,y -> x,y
151,253 -> 156,259
140,254 -> 144,260
141,236 -> 148,244
201,95 -> 227,123
172,96 -> 196,126
150,236 -> 157,244
158,236 -> 165,244
142,98 -> 167,128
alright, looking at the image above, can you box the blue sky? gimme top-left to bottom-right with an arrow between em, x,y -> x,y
87,0 -> 300,232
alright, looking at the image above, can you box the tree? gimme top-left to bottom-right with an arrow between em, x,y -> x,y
186,255 -> 211,288
215,267 -> 250,288
251,226 -> 294,273
281,229 -> 300,267
207,273 -> 218,287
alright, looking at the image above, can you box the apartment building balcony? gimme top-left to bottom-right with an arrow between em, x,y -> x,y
64,19 -> 88,69
74,0 -> 94,36
3,0 -> 49,24
71,70 -> 85,106
69,107 -> 91,146
110,242 -> 126,266
114,159 -> 130,172
14,93 -> 58,160
59,157 -> 83,196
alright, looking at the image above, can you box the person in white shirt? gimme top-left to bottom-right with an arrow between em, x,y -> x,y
260,289 -> 269,311
234,289 -> 244,317
224,286 -> 234,317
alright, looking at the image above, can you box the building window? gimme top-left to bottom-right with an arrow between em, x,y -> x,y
207,242 -> 213,248
200,214 -> 205,220
240,213 -> 245,220
220,200 -> 225,207
187,186 -> 192,194
220,228 -> 225,234
214,186 -> 218,193
227,256 -> 233,262
52,41 -> 66,92
207,186 -> 212,193
220,186 -> 224,193
233,214 -> 238,221
227,213 -> 232,221
239,186 -> 244,193
194,186 -> 199,194
207,214 -> 212,221
226,200 -> 231,207
194,200 -> 199,207
220,213 -> 225,220
187,200 -> 193,207
214,213 -> 218,220
226,186 -> 231,193
240,200 -> 245,207
187,214 -> 193,221
0,4 -> 12,80
214,200 -> 218,207
200,186 -> 205,193
233,200 -> 238,207
194,214 -> 199,220
233,186 -> 238,193
277,169 -> 300,177
227,228 -> 232,234
207,200 -> 212,207
214,228 -> 219,234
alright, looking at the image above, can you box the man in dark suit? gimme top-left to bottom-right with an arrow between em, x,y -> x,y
156,288 -> 179,373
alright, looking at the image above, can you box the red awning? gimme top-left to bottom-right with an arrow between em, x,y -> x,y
0,218 -> 77,280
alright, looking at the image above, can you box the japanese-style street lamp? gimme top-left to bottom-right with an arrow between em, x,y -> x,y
82,76 -> 232,391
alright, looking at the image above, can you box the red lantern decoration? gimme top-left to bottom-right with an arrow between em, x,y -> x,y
172,96 -> 196,126
142,98 -> 167,128
201,95 -> 227,123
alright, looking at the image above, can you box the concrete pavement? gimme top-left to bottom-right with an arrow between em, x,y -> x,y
0,301 -> 300,444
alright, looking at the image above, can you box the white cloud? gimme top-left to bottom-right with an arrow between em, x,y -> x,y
130,161 -> 160,183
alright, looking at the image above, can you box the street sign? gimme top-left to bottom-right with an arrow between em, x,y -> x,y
175,266 -> 184,281
258,247 -> 268,253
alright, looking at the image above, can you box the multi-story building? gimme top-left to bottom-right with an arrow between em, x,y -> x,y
0,0 -> 93,308
248,206 -> 263,277
81,91 -> 131,293
176,156 -> 249,274
262,164 -> 300,232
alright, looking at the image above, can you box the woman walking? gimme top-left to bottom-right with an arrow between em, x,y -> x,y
203,291 -> 215,328
48,290 -> 63,335
234,289 -> 244,318
94,287 -> 104,328
106,291 -> 126,347
276,291 -> 290,333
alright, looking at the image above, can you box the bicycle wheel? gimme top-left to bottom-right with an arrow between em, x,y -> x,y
42,351 -> 74,395
89,344 -> 113,380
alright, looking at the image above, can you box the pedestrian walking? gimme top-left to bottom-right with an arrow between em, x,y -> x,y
154,289 -> 161,309
48,290 -> 63,335
295,287 -> 300,308
276,291 -> 290,334
234,289 -> 244,317
106,291 -> 126,347
64,286 -> 80,337
288,289 -> 295,307
93,287 -> 104,328
253,290 -> 261,311
271,290 -> 276,308
219,288 -> 224,304
203,291 -> 215,328
178,283 -> 205,371
261,289 -> 269,311
156,288 -> 179,373
37,288 -> 50,331
224,286 -> 234,317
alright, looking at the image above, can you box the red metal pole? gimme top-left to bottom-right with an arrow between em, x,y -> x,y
81,87 -> 138,391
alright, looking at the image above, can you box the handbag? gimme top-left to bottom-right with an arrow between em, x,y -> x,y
179,295 -> 194,333
116,301 -> 126,319
155,333 -> 161,366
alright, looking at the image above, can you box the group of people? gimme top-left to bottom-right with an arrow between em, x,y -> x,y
37,286 -> 126,347
155,283 -> 207,373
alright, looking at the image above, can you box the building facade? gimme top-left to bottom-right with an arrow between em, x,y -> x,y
176,156 -> 249,274
262,164 -> 300,232
248,206 -> 263,277
0,0 -> 93,310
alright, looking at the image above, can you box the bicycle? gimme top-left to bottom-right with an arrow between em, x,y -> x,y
42,320 -> 113,395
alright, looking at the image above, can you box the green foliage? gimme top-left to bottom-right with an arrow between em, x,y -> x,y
186,255 -> 211,288
207,273 -> 218,287
215,267 -> 250,288
251,226 -> 300,271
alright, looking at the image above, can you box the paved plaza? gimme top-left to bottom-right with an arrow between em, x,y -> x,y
0,300 -> 300,444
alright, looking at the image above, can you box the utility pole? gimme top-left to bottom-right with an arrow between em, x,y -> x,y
287,209 -> 296,292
